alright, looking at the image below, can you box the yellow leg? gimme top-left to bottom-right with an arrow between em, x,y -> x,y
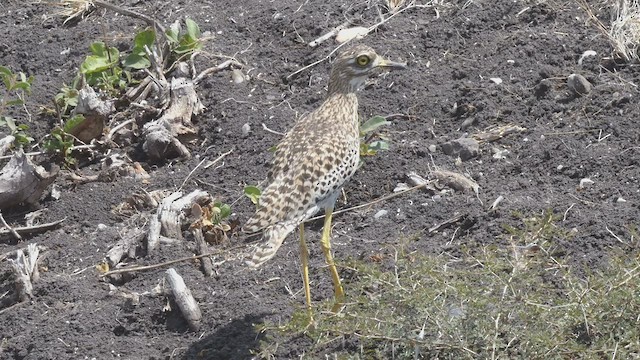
299,224 -> 313,321
320,207 -> 345,312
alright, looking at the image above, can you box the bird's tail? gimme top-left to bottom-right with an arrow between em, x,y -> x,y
246,223 -> 296,268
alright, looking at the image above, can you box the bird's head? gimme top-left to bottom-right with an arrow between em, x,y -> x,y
328,44 -> 406,94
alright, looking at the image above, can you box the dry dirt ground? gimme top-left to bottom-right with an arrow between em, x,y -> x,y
1,0 -> 639,359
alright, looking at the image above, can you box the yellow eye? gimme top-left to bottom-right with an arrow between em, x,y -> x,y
356,55 -> 370,67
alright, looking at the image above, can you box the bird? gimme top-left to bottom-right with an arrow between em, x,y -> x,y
243,44 -> 406,317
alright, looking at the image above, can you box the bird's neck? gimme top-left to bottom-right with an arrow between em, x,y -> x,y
327,69 -> 366,95
319,93 -> 360,136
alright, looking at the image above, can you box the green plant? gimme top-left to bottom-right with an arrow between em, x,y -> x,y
122,28 -> 156,69
210,201 -> 232,225
0,66 -> 34,148
165,18 -> 203,58
43,124 -> 79,166
244,185 -> 262,205
79,41 -> 127,93
360,115 -> 390,156
54,83 -> 80,116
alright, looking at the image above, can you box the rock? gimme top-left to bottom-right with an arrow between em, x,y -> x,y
373,209 -> 388,219
241,123 -> 251,137
567,73 -> 592,95
440,137 -> 480,161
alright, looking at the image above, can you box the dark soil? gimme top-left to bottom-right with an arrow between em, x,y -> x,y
1,0 -> 639,359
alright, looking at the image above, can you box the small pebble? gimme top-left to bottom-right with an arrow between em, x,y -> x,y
579,178 -> 594,189
241,123 -> 251,137
428,144 -> 437,153
373,209 -> 388,219
567,73 -> 592,95
97,224 -> 108,231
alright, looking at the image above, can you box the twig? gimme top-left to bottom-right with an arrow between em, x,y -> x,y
308,20 -> 351,47
193,59 -> 243,85
261,123 -> 285,136
93,0 -> 166,33
179,157 -> 208,191
0,300 -> 27,315
204,148 -> 234,169
0,211 -> 21,240
428,214 -> 465,233
0,219 -> 65,239
100,242 -> 258,277
307,183 -> 426,222
286,42 -> 349,80
106,119 -> 135,141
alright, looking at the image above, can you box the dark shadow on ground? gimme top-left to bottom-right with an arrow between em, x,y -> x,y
184,313 -> 267,360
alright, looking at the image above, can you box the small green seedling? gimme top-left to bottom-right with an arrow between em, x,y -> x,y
165,18 -> 203,57
43,125 -> 78,166
360,115 -> 390,156
122,29 -> 155,70
0,66 -> 34,148
54,83 -> 80,116
210,201 -> 232,225
244,185 -> 262,205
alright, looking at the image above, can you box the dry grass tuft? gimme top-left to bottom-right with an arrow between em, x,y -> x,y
256,211 -> 640,359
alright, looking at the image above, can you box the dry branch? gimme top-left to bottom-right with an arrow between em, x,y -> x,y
105,227 -> 146,267
142,77 -> 202,161
0,219 -> 64,240
193,228 -> 213,277
8,244 -> 41,301
164,268 -> 202,331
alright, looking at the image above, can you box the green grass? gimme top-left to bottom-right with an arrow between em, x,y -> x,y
255,212 -> 640,359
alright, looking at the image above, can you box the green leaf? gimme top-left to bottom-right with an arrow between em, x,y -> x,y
80,44 -> 119,75
360,115 -> 390,134
244,185 -> 262,205
185,18 -> 201,41
219,203 -> 232,219
89,41 -> 107,57
369,140 -> 389,151
5,99 -> 24,106
123,53 -> 151,69
0,66 -> 11,76
63,114 -> 85,133
165,26 -> 180,44
133,28 -> 156,50
14,133 -> 33,145
4,117 -> 16,131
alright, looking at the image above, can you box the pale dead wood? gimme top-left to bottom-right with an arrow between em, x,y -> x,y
428,214 -> 466,233
0,135 -> 14,157
432,170 -> 479,194
142,77 -> 202,161
69,81 -> 115,143
164,268 -> 202,331
9,244 -> 41,301
0,150 -> 59,210
146,190 -> 211,252
308,20 -> 351,47
193,228 -> 213,277
193,59 -> 243,85
105,227 -> 146,267
0,211 -> 21,240
0,219 -> 64,240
